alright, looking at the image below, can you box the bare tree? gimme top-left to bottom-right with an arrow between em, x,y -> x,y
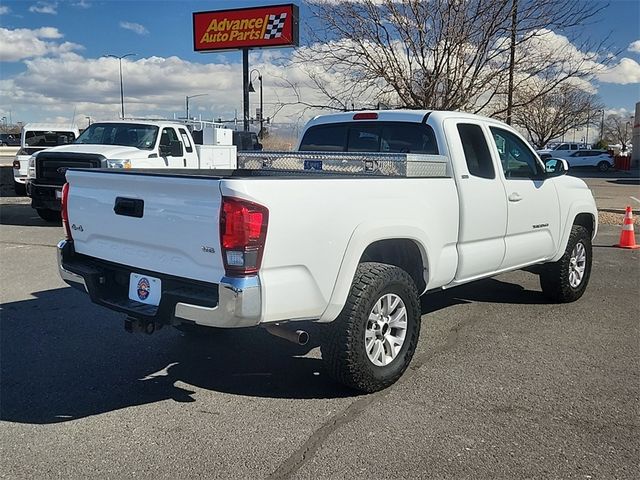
512,85 -> 602,149
293,0 -> 610,117
604,113 -> 634,151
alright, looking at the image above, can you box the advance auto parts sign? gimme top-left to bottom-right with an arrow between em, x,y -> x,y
193,4 -> 299,52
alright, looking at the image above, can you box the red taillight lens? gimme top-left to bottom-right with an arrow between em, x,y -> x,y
61,182 -> 72,240
220,197 -> 268,276
353,112 -> 378,120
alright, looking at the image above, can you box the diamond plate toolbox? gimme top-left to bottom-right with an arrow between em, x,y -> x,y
237,151 -> 451,178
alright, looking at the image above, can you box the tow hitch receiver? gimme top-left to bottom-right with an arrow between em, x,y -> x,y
124,317 -> 162,335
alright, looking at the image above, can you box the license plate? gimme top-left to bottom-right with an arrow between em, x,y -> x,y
128,273 -> 161,306
55,189 -> 62,199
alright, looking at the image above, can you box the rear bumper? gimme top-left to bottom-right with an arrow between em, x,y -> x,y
57,240 -> 262,328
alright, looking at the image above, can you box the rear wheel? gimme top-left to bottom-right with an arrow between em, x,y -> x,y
597,160 -> 610,172
13,181 -> 26,196
36,208 -> 61,223
539,225 -> 592,303
321,262 -> 421,393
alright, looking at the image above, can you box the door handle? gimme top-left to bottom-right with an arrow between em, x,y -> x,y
508,192 -> 522,202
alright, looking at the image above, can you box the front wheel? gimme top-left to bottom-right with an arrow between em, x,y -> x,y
14,181 -> 26,196
36,208 -> 61,223
321,262 -> 421,393
539,225 -> 592,303
597,161 -> 611,172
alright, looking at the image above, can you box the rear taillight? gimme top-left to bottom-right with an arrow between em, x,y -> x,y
61,182 -> 72,240
12,160 -> 20,169
220,197 -> 268,276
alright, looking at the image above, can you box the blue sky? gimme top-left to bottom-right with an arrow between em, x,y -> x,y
0,0 -> 638,128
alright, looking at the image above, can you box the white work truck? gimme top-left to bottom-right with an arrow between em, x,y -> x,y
27,119 -> 236,221
13,123 -> 80,196
57,110 -> 597,392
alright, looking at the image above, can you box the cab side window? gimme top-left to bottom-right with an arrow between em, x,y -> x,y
178,128 -> 193,153
457,123 -> 495,179
490,127 -> 542,179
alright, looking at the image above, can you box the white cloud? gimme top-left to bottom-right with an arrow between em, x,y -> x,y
0,6 -> 10,14
598,58 -> 640,85
0,27 -> 82,61
0,52 -> 340,126
119,21 -> 149,36
72,0 -> 91,8
629,40 -> 640,54
29,2 -> 58,15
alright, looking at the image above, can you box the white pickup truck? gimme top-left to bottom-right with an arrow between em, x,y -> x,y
27,119 -> 236,221
57,110 -> 597,392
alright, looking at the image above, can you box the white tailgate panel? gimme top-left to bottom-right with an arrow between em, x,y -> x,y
66,171 -> 225,283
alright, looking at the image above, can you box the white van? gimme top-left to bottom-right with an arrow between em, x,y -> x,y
13,123 -> 80,195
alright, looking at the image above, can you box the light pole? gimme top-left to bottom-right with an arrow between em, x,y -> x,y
185,94 -> 208,121
248,69 -> 263,139
85,116 -> 91,127
597,109 -> 605,143
104,53 -> 136,119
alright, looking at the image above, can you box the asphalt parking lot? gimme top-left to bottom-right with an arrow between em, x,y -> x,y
1,160 -> 639,479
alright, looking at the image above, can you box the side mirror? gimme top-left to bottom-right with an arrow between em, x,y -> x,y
170,140 -> 183,157
544,158 -> 568,176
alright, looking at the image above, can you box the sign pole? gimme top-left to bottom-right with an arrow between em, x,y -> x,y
243,49 -> 250,132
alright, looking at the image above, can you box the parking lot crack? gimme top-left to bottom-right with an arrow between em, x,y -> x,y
266,392 -> 390,480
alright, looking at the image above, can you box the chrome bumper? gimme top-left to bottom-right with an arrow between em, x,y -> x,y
57,240 -> 88,292
57,240 -> 262,328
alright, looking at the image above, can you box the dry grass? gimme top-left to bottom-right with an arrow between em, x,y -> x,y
261,135 -> 296,151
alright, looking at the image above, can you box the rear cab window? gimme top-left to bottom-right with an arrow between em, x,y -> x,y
299,121 -> 439,154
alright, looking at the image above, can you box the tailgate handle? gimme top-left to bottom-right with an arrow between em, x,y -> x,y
114,197 -> 144,218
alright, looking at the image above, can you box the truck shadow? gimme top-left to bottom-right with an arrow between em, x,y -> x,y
420,277 -> 547,314
0,202 -> 62,227
1,278 -> 545,424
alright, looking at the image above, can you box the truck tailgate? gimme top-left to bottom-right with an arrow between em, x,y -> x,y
65,170 -> 225,283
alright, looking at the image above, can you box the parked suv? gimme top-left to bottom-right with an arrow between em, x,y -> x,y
541,149 -> 613,172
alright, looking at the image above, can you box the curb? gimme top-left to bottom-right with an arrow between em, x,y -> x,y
599,209 -> 628,214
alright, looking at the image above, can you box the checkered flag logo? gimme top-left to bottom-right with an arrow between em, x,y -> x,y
264,13 -> 287,39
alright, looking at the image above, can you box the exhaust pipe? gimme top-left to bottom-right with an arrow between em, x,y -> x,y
264,324 -> 309,346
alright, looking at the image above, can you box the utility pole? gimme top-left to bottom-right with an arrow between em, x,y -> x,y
506,0 -> 518,125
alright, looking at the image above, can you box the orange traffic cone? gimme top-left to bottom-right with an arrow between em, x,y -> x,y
616,206 -> 640,249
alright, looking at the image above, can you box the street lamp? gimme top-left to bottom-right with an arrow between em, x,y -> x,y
248,69 -> 263,139
185,94 -> 208,121
104,53 -> 136,119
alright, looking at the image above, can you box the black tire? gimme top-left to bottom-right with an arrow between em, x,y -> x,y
36,208 -> 61,223
597,161 -> 610,172
321,262 -> 421,393
539,225 -> 592,303
13,181 -> 26,196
